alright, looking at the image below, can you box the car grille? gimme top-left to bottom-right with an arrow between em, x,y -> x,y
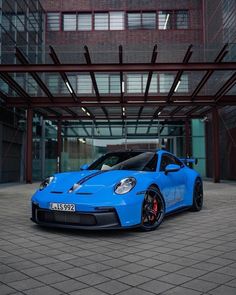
37,210 -> 96,226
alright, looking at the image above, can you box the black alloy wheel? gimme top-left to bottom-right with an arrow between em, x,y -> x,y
140,186 -> 165,231
191,178 -> 203,212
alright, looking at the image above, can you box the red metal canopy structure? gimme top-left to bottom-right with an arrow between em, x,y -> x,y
0,44 -> 235,183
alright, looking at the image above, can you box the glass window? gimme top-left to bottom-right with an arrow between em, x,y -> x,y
176,10 -> 188,29
160,154 -> 176,171
16,14 -> 25,31
158,11 -> 172,29
110,75 -> 120,93
128,13 -> 141,29
77,75 -> 92,94
142,13 -> 156,29
48,75 -> 59,94
63,14 -> 77,31
127,74 -> 142,93
78,13 -> 92,31
47,13 -> 60,31
177,74 -> 189,93
110,12 -> 124,30
143,74 -> 158,93
96,74 -> 109,93
95,13 -> 109,30
159,73 -> 175,93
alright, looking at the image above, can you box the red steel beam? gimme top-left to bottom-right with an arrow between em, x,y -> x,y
167,45 -> 193,102
214,72 -> 236,102
212,108 -> 220,183
26,108 -> 33,183
0,63 -> 236,73
191,43 -> 229,100
6,96 -> 236,107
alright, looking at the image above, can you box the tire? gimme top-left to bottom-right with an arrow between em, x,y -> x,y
140,186 -> 165,231
190,178 -> 203,212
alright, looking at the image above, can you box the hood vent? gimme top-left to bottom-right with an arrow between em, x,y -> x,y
75,192 -> 93,195
50,191 -> 63,194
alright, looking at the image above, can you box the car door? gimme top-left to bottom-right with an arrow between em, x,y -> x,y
158,153 -> 186,212
158,153 -> 177,212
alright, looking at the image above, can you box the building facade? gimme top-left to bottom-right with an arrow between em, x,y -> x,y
0,0 -> 44,182
0,0 -> 235,182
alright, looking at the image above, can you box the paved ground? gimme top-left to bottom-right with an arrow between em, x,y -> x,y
0,181 -> 236,295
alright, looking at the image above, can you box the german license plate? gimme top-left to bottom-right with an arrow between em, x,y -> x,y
50,203 -> 75,212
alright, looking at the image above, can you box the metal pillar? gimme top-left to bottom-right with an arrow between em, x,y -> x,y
57,120 -> 62,173
212,108 -> 220,183
185,120 -> 191,158
26,108 -> 33,183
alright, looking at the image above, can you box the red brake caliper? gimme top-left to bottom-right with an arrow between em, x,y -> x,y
150,199 -> 158,221
153,199 -> 158,215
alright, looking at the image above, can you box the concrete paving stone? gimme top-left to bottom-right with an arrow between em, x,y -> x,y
0,265 -> 15,274
215,266 -> 236,276
99,268 -> 129,280
81,262 -> 112,272
0,271 -> 29,284
117,287 -> 153,295
24,285 -> 62,295
199,271 -> 234,284
102,259 -> 129,268
1,181 -> 236,294
161,286 -> 202,295
192,261 -> 222,271
208,285 -> 236,295
118,273 -> 151,286
53,279 -> 88,293
158,273 -> 192,285
154,262 -> 184,272
0,284 -> 17,295
118,263 -> 148,273
205,257 -> 233,266
181,278 -> 219,292
59,267 -> 90,278
139,279 -> 175,294
69,286 -> 108,295
20,266 -> 53,277
95,280 -> 130,294
45,261 -> 74,271
36,272 -> 69,284
137,268 -> 167,279
77,273 -> 109,286
7,278 -> 44,291
176,266 -> 209,278
226,278 -> 236,287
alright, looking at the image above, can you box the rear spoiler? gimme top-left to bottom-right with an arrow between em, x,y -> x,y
180,158 -> 198,165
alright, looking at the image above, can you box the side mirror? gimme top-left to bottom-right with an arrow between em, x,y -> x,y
165,164 -> 181,175
80,163 -> 89,170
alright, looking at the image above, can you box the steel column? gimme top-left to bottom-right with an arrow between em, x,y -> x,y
212,108 -> 220,183
26,108 -> 33,183
57,120 -> 62,173
185,120 -> 191,158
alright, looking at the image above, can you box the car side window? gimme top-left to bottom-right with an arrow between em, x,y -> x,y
160,154 -> 176,172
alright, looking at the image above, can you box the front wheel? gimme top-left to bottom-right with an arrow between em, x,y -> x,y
191,178 -> 203,212
140,186 -> 165,231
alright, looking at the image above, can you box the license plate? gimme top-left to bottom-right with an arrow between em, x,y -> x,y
50,203 -> 75,212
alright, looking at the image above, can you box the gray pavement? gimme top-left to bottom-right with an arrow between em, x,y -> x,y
0,181 -> 236,295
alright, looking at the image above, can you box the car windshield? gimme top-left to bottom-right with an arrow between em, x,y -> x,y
88,152 -> 158,172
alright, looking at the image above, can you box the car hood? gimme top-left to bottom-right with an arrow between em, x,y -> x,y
48,170 -> 145,194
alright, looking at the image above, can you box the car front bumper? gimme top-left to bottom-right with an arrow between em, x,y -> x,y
31,203 -> 127,229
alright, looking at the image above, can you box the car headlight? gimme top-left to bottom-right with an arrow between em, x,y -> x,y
39,176 -> 54,191
114,177 -> 136,195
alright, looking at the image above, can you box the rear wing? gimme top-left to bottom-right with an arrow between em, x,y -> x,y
180,158 -> 198,165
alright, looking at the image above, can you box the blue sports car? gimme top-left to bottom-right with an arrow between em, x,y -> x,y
31,150 -> 203,231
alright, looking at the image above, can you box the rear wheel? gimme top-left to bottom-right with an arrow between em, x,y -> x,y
140,186 -> 165,231
191,178 -> 203,212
